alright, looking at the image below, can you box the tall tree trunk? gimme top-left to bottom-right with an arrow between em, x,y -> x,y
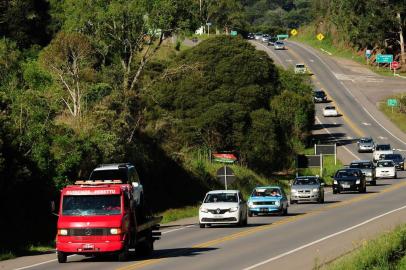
397,12 -> 406,70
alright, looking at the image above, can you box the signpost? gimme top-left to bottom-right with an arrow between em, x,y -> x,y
376,54 -> 393,63
212,153 -> 237,164
206,22 -> 212,35
365,49 -> 372,64
216,166 -> 235,190
230,30 -> 238,37
387,98 -> 398,113
277,34 -> 289,40
316,33 -> 325,41
297,155 -> 323,177
314,144 -> 337,165
290,29 -> 298,36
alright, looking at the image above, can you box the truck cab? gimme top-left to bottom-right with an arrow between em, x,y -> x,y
56,179 -> 161,263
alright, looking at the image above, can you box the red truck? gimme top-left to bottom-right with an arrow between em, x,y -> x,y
55,179 -> 161,263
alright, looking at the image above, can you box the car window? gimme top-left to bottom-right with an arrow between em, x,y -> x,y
296,64 -> 305,68
350,162 -> 372,169
325,106 -> 335,110
377,161 -> 394,167
204,193 -> 238,203
252,188 -> 281,197
336,170 -> 358,177
294,178 -> 319,185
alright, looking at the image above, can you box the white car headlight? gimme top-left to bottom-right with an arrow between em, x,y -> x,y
248,201 -> 254,207
58,229 -> 68,236
356,180 -> 360,184
334,180 -> 338,184
229,207 -> 239,212
200,207 -> 208,213
291,189 -> 297,193
312,188 -> 319,192
275,201 -> 280,206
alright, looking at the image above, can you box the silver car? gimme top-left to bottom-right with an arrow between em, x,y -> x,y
357,137 -> 374,153
349,160 -> 376,185
290,176 -> 325,204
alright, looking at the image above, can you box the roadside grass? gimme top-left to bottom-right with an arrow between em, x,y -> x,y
291,26 -> 406,77
322,224 -> 406,270
160,205 -> 200,224
0,242 -> 55,261
379,96 -> 406,134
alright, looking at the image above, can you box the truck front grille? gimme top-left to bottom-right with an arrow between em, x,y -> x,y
68,228 -> 110,236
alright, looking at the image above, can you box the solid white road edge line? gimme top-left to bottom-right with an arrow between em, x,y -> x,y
242,204 -> 406,270
315,116 -> 360,160
13,255 -> 76,270
291,41 -> 406,147
254,42 -> 288,68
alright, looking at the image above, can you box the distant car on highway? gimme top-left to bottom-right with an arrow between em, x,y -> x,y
290,176 -> 325,204
261,34 -> 270,42
349,160 -> 376,185
373,144 -> 393,162
294,63 -> 307,74
379,153 -> 404,170
357,137 -> 375,153
274,41 -> 286,50
247,33 -> 255,39
332,168 -> 366,194
254,33 -> 263,40
375,160 -> 397,179
247,186 -> 288,216
313,89 -> 328,103
267,36 -> 278,46
199,190 -> 248,228
323,106 -> 338,117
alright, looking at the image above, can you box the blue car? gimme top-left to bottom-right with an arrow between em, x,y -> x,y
247,186 -> 288,216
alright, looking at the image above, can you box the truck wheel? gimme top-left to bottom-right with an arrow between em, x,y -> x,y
137,238 -> 154,257
118,242 -> 130,262
57,251 -> 67,263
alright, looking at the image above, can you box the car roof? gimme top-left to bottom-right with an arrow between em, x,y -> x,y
351,160 -> 372,163
254,186 -> 282,189
207,190 -> 239,194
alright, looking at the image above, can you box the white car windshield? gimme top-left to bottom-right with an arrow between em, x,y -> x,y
294,178 -> 319,185
377,161 -> 394,167
204,193 -> 238,203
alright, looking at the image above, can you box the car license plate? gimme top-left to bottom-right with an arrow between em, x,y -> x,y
342,184 -> 350,188
213,214 -> 222,218
260,208 -> 268,212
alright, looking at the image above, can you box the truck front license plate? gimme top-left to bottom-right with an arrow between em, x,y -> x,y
83,244 -> 94,250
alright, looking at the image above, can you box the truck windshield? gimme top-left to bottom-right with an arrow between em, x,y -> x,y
62,195 -> 121,216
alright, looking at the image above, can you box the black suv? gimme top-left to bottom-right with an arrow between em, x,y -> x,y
313,90 -> 327,103
379,154 -> 405,170
332,168 -> 366,194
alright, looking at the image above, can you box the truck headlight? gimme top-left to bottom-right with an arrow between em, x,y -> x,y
312,188 -> 319,192
229,207 -> 239,212
58,229 -> 68,236
275,201 -> 280,206
334,180 -> 338,184
110,228 -> 122,235
200,207 -> 208,213
356,180 -> 360,184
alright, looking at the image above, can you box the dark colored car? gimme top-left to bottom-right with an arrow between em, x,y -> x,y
332,168 -> 366,194
247,33 -> 255,39
313,90 -> 327,103
379,154 -> 405,170
267,36 -> 278,46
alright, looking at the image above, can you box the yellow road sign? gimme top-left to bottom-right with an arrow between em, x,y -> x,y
290,29 -> 298,36
317,33 -> 325,41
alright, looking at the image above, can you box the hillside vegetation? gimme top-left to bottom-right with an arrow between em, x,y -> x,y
0,0 -> 314,254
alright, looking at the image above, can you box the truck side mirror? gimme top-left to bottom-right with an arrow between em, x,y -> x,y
50,201 -> 59,217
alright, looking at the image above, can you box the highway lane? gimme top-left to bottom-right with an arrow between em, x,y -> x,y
3,40 -> 406,270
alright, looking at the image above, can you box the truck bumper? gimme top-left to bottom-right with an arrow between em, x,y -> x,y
57,241 -> 124,253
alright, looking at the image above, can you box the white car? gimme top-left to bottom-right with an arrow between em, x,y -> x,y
274,41 -> 286,50
323,106 -> 338,117
199,190 -> 248,228
373,144 -> 393,162
375,160 -> 397,179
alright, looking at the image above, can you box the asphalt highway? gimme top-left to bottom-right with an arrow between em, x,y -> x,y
3,40 -> 406,270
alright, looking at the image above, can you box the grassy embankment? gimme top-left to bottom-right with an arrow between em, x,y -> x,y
379,95 -> 406,134
322,224 -> 406,270
291,26 -> 406,77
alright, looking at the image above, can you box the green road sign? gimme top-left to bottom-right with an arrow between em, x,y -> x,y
376,54 -> 393,63
387,99 -> 398,107
277,34 -> 289,40
230,30 -> 238,36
